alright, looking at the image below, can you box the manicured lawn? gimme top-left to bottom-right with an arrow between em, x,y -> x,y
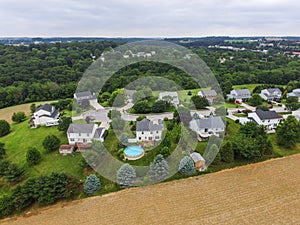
0,120 -> 84,179
226,118 -> 240,137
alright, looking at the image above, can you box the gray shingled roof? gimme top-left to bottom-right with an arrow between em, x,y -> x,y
195,116 -> 225,129
200,90 -> 217,97
37,104 -> 53,113
266,88 -> 282,95
190,152 -> 205,163
93,128 -> 104,139
256,109 -> 280,120
136,118 -> 163,132
67,124 -> 96,134
234,89 -> 251,96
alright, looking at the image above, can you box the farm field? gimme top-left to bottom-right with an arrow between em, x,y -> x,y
1,153 -> 300,225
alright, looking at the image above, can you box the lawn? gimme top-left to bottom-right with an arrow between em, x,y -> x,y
0,120 -> 84,179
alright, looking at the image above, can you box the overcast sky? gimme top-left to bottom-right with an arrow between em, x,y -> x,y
0,0 -> 299,37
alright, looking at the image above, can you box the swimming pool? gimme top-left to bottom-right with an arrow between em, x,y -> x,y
124,146 -> 145,160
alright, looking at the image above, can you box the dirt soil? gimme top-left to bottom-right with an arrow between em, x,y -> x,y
1,154 -> 300,225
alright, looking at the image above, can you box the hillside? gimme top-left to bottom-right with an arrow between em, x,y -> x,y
1,154 -> 300,225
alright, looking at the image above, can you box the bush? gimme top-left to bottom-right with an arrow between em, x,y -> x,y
84,174 -> 101,195
0,196 -> 14,218
149,154 -> 169,182
26,147 -> 41,166
42,135 -> 61,153
179,156 -> 195,175
0,142 -> 6,160
220,141 -> 234,163
0,120 -> 10,137
5,163 -> 25,183
12,112 -> 26,123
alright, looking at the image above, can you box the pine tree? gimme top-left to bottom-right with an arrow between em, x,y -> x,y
83,174 -> 101,195
179,156 -> 195,175
220,141 -> 234,163
117,164 -> 136,188
149,154 -> 169,182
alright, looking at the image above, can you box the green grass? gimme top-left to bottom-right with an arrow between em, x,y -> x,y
0,120 -> 84,179
232,84 -> 261,93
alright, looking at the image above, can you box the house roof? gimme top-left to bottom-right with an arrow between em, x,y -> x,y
93,128 -> 104,139
234,89 -> 251,96
159,92 -> 178,98
36,104 -> 54,113
136,118 -> 163,132
265,88 -> 282,95
59,145 -> 73,150
74,91 -> 96,99
200,90 -> 217,97
256,109 -> 280,120
195,116 -> 225,129
190,152 -> 205,163
67,124 -> 96,134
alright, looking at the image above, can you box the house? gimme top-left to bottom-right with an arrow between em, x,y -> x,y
74,91 -> 97,105
190,152 -> 206,171
189,116 -> 225,141
136,118 -> 163,142
67,124 -> 106,145
29,104 -> 60,128
198,90 -> 217,103
227,89 -> 251,101
248,109 -> 281,132
259,88 -> 282,101
287,89 -> 300,102
158,92 -> 180,107
59,145 -> 74,155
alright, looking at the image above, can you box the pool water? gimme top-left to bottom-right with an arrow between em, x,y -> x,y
124,146 -> 144,158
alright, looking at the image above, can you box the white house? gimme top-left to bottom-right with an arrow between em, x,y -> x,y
29,104 -> 60,128
74,91 -> 97,105
259,88 -> 282,101
227,89 -> 251,100
198,90 -> 217,104
248,109 -> 281,132
287,89 -> 300,102
158,92 -> 180,107
67,124 -> 106,145
136,118 -> 163,142
189,116 -> 225,141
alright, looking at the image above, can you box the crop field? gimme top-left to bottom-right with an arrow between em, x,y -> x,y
1,154 -> 300,225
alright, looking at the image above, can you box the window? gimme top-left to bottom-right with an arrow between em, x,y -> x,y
155,136 -> 160,139
150,131 -> 153,134
87,133 -> 90,137
78,133 -> 81,137
142,131 -> 144,134
70,138 -> 74,142
149,137 -> 152,141
139,137 -> 141,140
156,131 -> 159,134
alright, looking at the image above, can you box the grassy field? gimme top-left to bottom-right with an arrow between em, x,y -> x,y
3,153 -> 300,225
0,120 -> 85,197
0,101 -> 58,123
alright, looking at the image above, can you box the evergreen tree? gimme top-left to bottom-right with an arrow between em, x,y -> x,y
26,147 -> 41,166
179,156 -> 195,175
117,164 -> 136,188
0,120 -> 10,137
84,174 -> 101,195
0,142 -> 6,160
119,133 -> 129,147
220,141 -> 234,163
42,135 -> 61,152
149,154 -> 169,182
5,163 -> 25,183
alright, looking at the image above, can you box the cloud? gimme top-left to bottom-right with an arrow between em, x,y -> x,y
0,0 -> 299,36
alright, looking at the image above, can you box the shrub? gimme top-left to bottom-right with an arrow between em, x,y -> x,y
42,135 -> 61,153
117,164 -> 136,188
12,112 -> 26,123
